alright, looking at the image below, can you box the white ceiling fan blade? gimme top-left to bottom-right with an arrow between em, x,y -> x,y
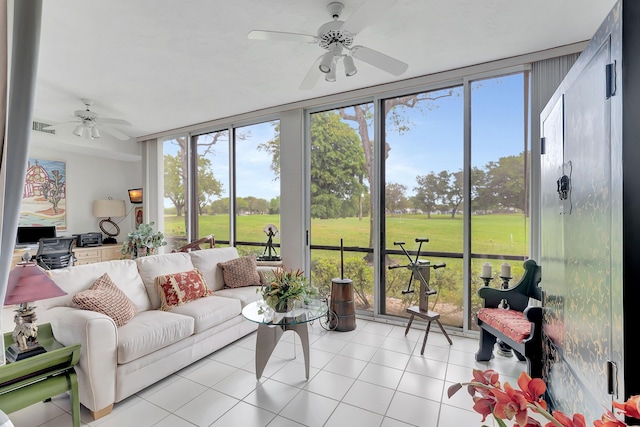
248,30 -> 316,43
350,45 -> 408,76
100,124 -> 130,140
99,117 -> 132,126
341,0 -> 398,35
300,56 -> 323,90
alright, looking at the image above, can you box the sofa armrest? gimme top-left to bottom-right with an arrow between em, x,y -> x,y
42,306 -> 118,413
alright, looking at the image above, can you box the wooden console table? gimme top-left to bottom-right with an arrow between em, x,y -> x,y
0,324 -> 81,427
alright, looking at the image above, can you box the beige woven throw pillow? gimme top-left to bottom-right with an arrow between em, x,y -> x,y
72,273 -> 138,326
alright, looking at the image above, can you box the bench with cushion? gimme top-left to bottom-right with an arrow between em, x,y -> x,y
475,259 -> 543,378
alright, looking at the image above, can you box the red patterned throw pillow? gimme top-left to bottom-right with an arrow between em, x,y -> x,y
218,255 -> 261,288
72,273 -> 138,327
155,268 -> 212,311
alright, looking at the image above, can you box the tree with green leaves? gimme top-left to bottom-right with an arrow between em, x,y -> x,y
260,113 -> 367,219
164,153 -> 186,217
385,182 -> 408,215
414,172 -> 442,218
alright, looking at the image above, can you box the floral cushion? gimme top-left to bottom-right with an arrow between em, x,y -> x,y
72,273 -> 138,327
477,308 -> 531,343
155,268 -> 212,311
217,255 -> 261,288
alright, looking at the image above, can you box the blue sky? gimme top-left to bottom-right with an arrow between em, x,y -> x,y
164,73 -> 525,204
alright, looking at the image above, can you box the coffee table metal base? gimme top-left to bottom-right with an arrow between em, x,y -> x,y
255,322 -> 310,380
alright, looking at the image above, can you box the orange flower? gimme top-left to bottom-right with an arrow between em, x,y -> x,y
547,411 -> 587,427
492,386 -> 529,425
471,395 -> 496,422
472,368 -> 501,387
594,408 -> 627,427
517,371 -> 548,411
613,395 -> 640,419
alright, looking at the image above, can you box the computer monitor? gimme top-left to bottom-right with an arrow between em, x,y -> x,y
15,226 -> 57,247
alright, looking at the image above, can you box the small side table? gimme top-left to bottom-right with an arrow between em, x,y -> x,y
0,323 -> 81,427
242,300 -> 327,380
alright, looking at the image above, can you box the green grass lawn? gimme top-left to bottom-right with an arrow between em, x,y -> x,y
164,213 -> 528,256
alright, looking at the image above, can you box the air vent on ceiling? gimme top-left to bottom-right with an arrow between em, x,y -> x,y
32,121 -> 55,134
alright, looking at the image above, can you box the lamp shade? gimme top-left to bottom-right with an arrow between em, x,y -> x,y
128,188 -> 143,204
4,263 -> 67,305
93,199 -> 126,218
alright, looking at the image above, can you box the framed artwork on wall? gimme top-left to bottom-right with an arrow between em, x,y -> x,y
20,157 -> 67,231
135,207 -> 143,227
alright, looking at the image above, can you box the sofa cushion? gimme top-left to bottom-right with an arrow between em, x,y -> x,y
188,247 -> 240,292
155,268 -> 212,311
214,286 -> 262,308
136,252 -> 195,309
72,273 -> 138,327
42,260 -> 151,312
169,295 -> 241,333
116,310 -> 195,364
477,308 -> 531,343
218,255 -> 262,288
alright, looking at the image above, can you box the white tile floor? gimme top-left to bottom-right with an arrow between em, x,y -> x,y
5,318 -> 528,427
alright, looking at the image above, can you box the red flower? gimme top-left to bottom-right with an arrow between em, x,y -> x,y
472,368 -> 501,387
517,372 -> 548,411
546,410 -> 587,427
471,395 -> 496,422
594,408 -> 627,427
613,395 -> 640,419
492,385 -> 529,425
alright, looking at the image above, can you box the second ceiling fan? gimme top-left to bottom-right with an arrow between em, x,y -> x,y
44,99 -> 132,140
248,0 -> 408,89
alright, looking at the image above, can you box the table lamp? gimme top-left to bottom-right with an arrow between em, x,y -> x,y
93,197 -> 126,244
4,262 -> 67,362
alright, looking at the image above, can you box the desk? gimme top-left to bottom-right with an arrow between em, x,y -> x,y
11,244 -> 122,270
242,300 -> 327,380
0,324 -> 81,427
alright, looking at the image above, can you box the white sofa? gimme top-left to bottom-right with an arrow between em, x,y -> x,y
38,247 -> 269,419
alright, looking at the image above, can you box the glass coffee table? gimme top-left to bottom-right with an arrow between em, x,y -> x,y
242,299 -> 328,380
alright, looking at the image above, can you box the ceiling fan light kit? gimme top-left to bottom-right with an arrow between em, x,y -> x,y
247,0 -> 407,89
44,98 -> 133,140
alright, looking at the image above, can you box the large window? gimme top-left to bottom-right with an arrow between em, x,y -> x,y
306,70 -> 530,331
383,86 -> 464,325
308,105 -> 372,306
161,120 -> 280,254
234,122 -> 280,257
162,134 -> 189,251
469,73 -> 529,328
195,129 -> 230,247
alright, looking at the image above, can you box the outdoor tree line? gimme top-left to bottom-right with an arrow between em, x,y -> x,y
164,111 -> 527,221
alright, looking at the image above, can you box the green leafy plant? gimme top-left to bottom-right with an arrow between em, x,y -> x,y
258,268 -> 314,312
121,222 -> 167,259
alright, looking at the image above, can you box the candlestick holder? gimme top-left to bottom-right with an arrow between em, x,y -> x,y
480,276 -> 494,287
496,275 -> 514,357
499,276 -> 512,289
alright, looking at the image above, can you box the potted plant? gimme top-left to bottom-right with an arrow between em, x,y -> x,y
121,222 -> 167,259
258,268 -> 314,312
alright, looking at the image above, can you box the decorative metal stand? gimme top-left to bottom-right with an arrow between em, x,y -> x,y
390,238 -> 452,355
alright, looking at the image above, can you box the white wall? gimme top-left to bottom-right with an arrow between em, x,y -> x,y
27,127 -> 142,241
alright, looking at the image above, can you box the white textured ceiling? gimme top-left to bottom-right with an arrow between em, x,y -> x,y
32,0 -> 616,142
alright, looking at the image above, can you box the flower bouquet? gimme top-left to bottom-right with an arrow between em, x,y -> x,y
447,368 -> 640,427
258,268 -> 312,312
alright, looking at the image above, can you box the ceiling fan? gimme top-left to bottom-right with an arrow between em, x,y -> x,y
248,0 -> 408,90
44,98 -> 132,140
